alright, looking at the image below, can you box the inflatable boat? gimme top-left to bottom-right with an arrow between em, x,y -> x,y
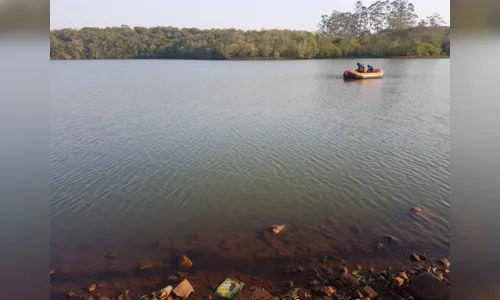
343,69 -> 384,80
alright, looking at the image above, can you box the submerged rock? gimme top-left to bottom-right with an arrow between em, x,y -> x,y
178,255 -> 193,270
269,224 -> 286,235
410,207 -> 423,213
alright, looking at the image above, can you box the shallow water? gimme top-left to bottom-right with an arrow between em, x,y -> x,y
50,58 -> 449,274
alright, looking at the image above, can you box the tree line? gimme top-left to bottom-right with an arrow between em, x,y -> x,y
50,0 -> 449,60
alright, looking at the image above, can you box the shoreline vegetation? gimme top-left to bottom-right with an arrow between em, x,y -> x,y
51,1 -> 449,61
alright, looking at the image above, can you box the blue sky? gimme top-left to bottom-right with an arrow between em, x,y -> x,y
50,0 -> 449,31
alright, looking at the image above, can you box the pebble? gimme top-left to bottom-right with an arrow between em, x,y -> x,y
340,273 -> 360,286
399,271 -> 409,281
439,258 -> 450,268
338,266 -> 348,273
391,277 -> 404,288
88,284 -> 96,293
411,253 -> 421,262
362,286 -> 378,298
320,286 -> 336,296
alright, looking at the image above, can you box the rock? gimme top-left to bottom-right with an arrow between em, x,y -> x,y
439,258 -> 450,268
160,286 -> 173,298
281,281 -> 294,288
399,271 -> 409,281
66,291 -> 75,298
138,261 -> 154,270
376,242 -> 384,249
178,255 -> 193,270
86,296 -> 94,300
172,279 -> 194,299
340,273 -> 360,286
412,272 -> 450,300
105,251 -> 119,259
281,288 -> 312,300
435,272 -> 444,280
410,207 -> 422,213
391,277 -> 404,288
362,286 -> 378,298
338,266 -> 348,273
88,284 -> 96,293
383,235 -> 400,242
269,224 -> 286,234
97,281 -> 108,288
411,253 -> 421,262
120,289 -> 130,296
99,297 -> 110,300
319,286 -> 336,296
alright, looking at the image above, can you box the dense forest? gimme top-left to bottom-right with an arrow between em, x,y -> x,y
50,0 -> 449,60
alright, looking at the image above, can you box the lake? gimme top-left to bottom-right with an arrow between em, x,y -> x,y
50,59 -> 450,275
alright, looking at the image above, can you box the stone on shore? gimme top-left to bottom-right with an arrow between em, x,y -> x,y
391,277 -> 404,288
362,286 -> 377,298
439,258 -> 450,268
325,286 -> 338,296
340,273 -> 360,286
412,272 -> 450,300
411,253 -> 421,262
172,279 -> 194,299
88,284 -> 96,293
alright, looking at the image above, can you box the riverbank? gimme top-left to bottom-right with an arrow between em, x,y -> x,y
51,210 -> 450,299
52,252 -> 450,300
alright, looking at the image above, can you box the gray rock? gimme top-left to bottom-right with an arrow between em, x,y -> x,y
412,272 -> 450,300
340,273 -> 360,286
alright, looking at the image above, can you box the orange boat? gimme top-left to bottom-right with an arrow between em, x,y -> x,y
343,68 -> 384,80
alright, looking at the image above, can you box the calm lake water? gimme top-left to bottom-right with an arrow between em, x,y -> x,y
50,59 -> 449,274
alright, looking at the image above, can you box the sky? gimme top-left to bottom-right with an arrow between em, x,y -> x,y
50,0 -> 449,31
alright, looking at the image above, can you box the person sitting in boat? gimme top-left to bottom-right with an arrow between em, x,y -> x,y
367,65 -> 374,72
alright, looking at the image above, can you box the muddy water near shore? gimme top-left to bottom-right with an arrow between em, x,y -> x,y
50,59 -> 449,298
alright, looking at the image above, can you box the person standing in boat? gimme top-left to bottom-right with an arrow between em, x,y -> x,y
356,62 -> 366,73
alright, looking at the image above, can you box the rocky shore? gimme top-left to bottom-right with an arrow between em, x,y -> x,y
54,253 -> 450,300
52,209 -> 449,300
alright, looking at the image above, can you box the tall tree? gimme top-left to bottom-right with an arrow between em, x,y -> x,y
387,0 -> 418,31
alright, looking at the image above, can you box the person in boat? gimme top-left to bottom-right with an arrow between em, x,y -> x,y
356,62 -> 365,73
367,65 -> 374,72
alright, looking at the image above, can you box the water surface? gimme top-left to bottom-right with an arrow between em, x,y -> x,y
50,59 -> 450,273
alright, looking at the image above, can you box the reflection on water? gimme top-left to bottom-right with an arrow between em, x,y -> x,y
50,59 -> 450,275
